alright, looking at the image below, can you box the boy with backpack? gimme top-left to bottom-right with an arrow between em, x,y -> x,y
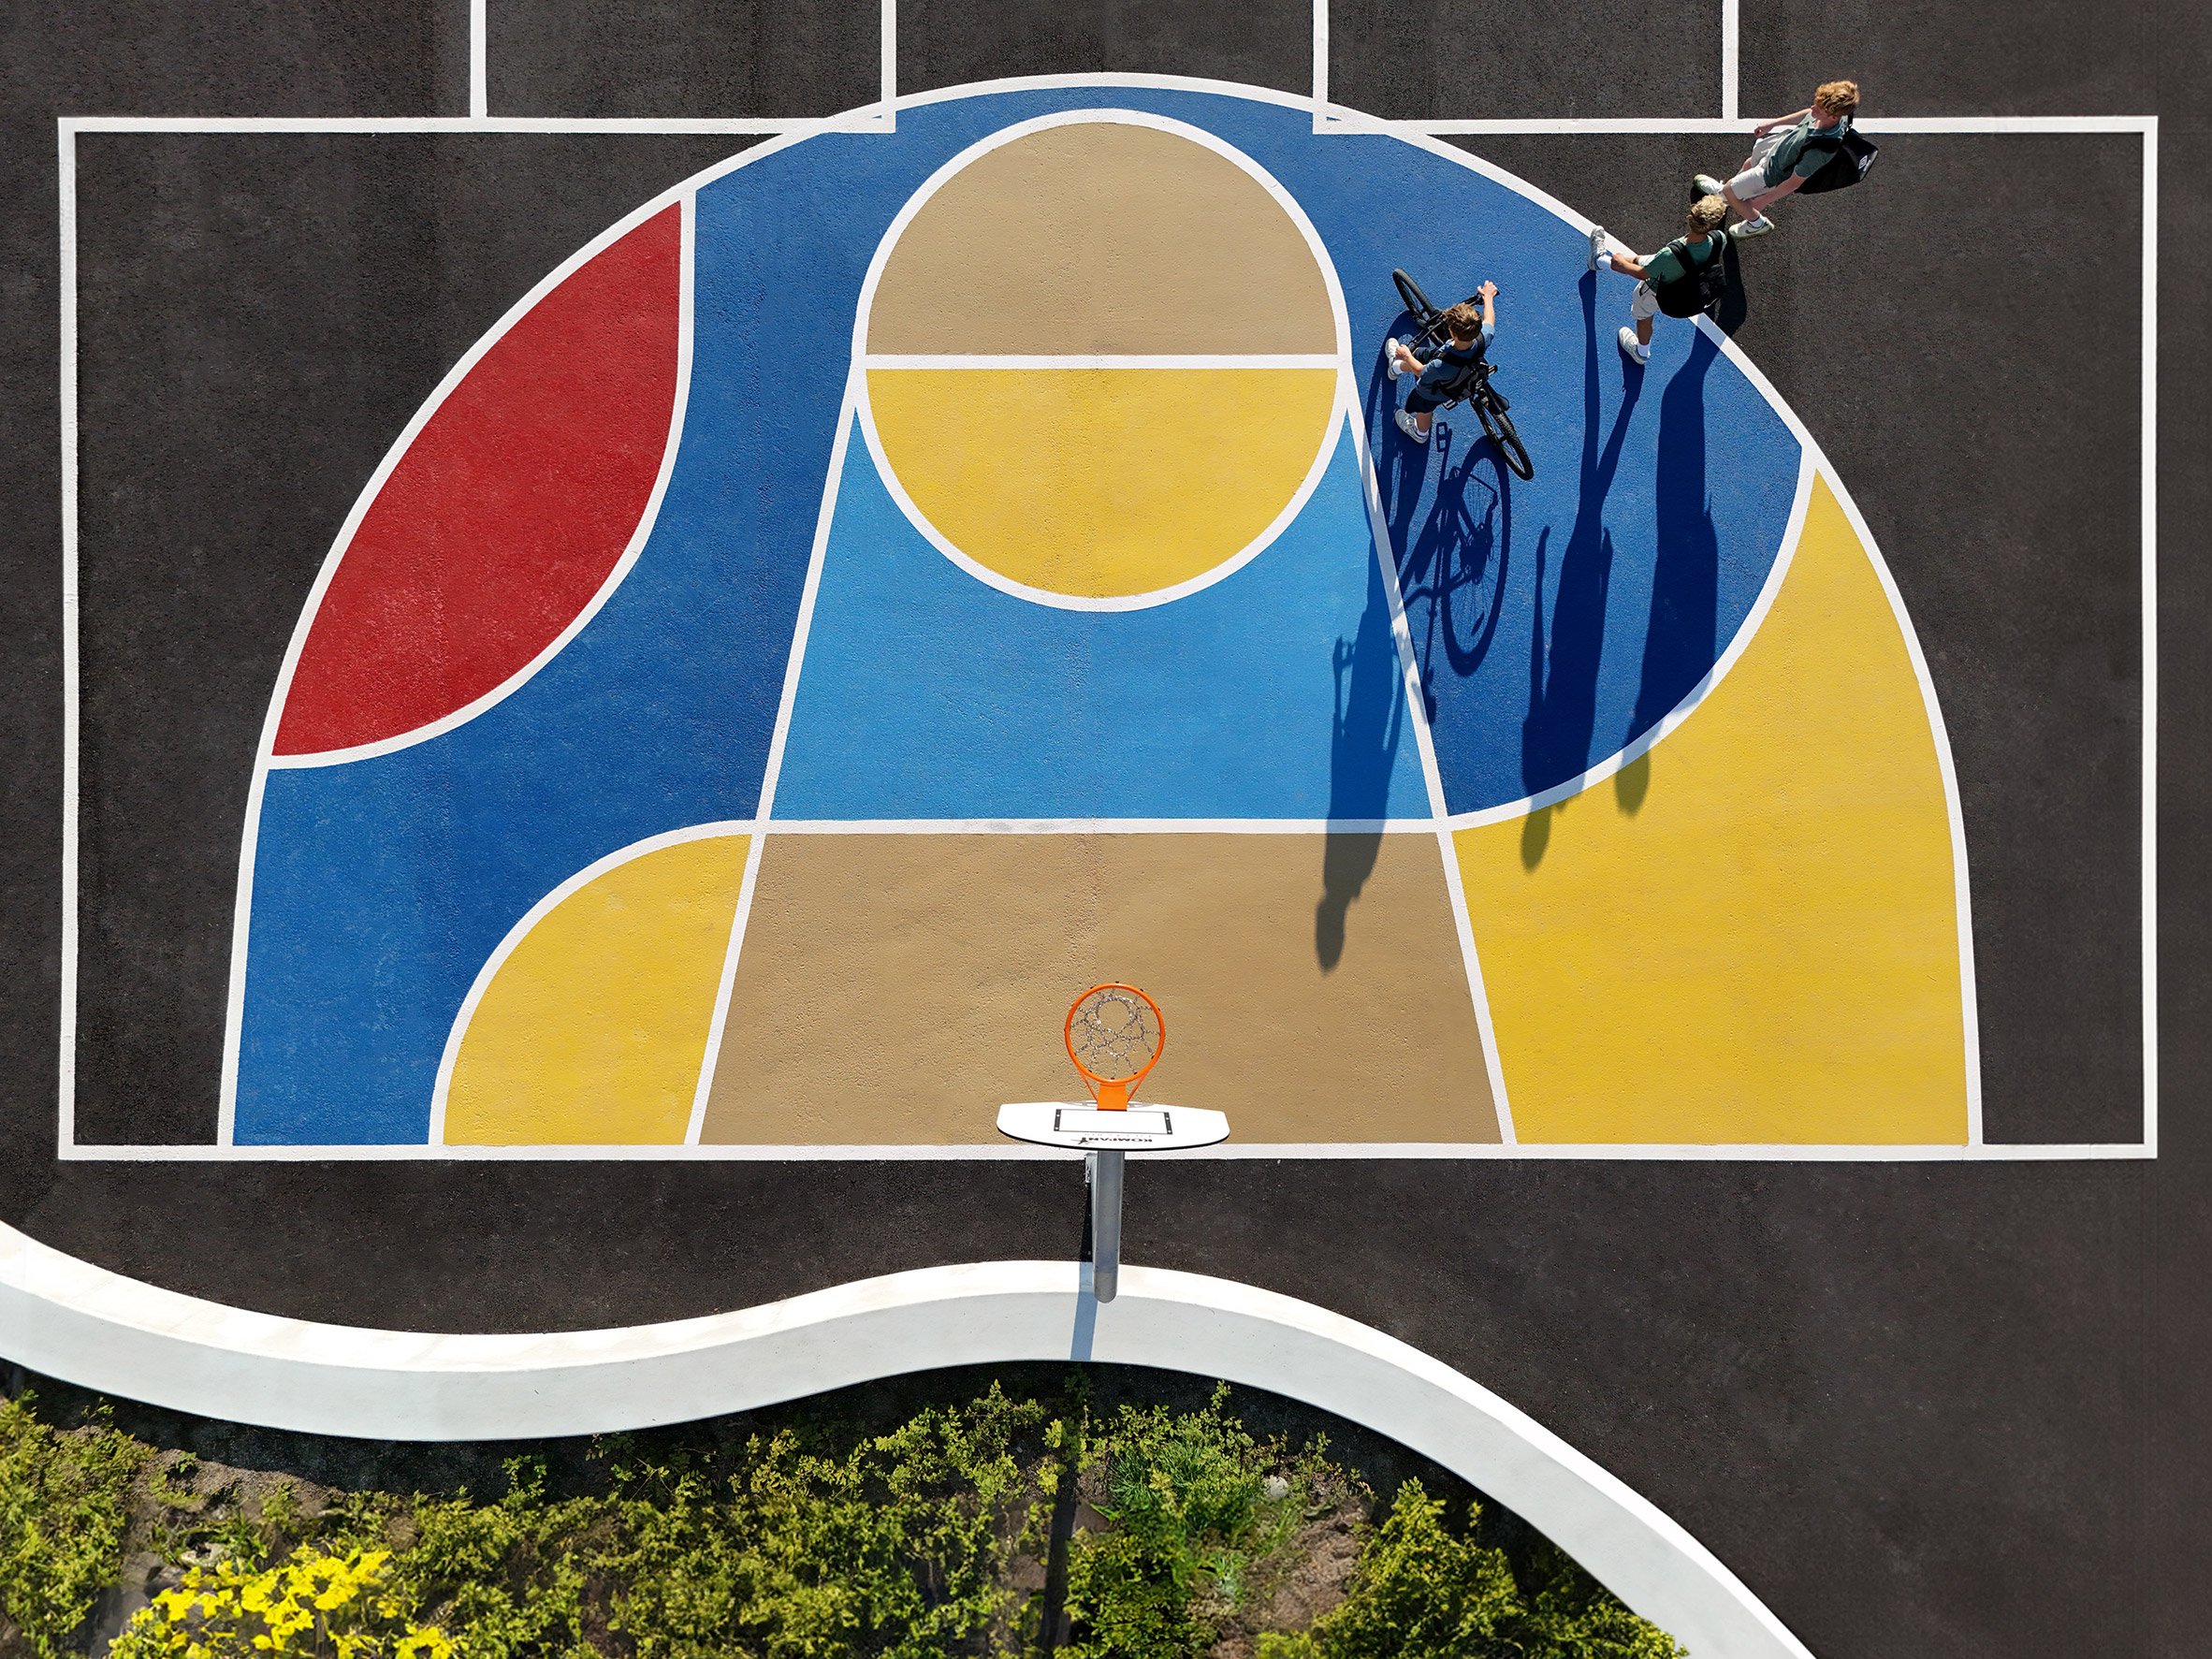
1587,195 -> 1729,366
1384,283 -> 1497,444
1695,79 -> 1862,240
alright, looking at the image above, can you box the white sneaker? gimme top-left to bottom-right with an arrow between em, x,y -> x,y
1384,338 -> 1404,381
1731,215 -> 1776,240
1617,327 -> 1650,365
1588,226 -> 1608,270
1395,409 -> 1430,443
1692,172 -> 1726,199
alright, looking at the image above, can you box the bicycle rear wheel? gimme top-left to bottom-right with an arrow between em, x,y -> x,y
1475,391 -> 1535,480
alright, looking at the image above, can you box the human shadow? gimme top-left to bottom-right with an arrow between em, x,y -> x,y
1317,537 -> 1406,970
1621,330 -> 1724,812
1714,239 -> 1749,337
1362,320 -> 1435,560
1520,271 -> 1643,866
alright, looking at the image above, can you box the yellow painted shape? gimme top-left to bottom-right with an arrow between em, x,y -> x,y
867,367 -> 1339,598
1454,477 -> 1968,1143
444,834 -> 749,1144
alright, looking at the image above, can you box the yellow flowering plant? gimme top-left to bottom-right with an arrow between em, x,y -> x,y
108,1547 -> 453,1659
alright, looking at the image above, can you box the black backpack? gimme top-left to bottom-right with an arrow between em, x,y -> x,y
1796,126 -> 1879,195
1653,235 -> 1728,319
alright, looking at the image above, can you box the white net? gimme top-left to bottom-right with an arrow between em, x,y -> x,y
1069,985 -> 1161,1083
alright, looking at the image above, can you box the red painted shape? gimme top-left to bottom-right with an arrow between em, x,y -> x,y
274,207 -> 683,756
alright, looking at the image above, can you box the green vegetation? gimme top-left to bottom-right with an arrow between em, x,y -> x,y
0,1382 -> 1683,1659
0,1398 -> 148,1659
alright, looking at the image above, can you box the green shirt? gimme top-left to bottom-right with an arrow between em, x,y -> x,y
1645,233 -> 1724,286
1762,113 -> 1849,187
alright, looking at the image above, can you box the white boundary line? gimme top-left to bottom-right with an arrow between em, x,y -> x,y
847,109 -> 1352,614
0,1249 -> 1820,1659
468,0 -> 487,118
1720,0 -> 1739,121
58,75 -> 2156,1163
2140,120 -> 2159,1157
56,122 -> 79,1157
1311,112 -> 2161,137
58,1138 -> 2158,1163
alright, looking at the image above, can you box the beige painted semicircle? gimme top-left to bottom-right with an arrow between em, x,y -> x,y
441,832 -> 749,1146
865,120 -> 1336,357
1453,476 -> 1972,1144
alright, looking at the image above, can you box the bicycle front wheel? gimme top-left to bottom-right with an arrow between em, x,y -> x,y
1476,393 -> 1535,480
1392,269 -> 1438,329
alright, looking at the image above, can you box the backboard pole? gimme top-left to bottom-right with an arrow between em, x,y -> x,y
1089,1149 -> 1126,1302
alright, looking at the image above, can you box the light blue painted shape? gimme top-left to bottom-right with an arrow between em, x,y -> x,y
772,419 -> 1428,821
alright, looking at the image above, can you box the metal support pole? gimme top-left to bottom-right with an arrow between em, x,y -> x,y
1088,1148 -> 1126,1302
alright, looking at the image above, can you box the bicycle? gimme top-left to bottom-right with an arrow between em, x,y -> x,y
1389,269 -> 1534,481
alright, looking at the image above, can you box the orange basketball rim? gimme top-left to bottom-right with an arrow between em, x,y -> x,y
1065,983 -> 1166,1111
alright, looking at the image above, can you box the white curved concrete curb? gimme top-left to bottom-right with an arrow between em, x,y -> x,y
1,1227 -> 1812,1659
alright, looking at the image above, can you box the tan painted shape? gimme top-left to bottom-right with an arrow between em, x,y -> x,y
865,123 -> 1337,356
701,834 -> 1495,1143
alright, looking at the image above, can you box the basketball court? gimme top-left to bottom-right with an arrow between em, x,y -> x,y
3,4 -> 2204,1657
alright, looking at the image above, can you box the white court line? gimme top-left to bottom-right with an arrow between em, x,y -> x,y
1720,0 -> 1739,121
848,108 -> 1354,616
2141,120 -> 2160,1157
56,122 -> 79,1157
861,354 -> 1341,371
1311,110 -> 2161,136
60,115 -> 893,135
880,0 -> 897,124
55,1139 -> 2156,1163
1310,0 -> 1329,130
468,0 -> 487,118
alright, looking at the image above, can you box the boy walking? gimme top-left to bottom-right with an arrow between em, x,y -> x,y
1695,79 -> 1859,240
1587,196 -> 1729,365
1385,282 -> 1497,444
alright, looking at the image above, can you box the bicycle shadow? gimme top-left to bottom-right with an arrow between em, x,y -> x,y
1396,429 -> 1511,720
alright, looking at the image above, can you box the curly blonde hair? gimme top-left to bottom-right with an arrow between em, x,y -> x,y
1687,195 -> 1728,236
1814,79 -> 1859,116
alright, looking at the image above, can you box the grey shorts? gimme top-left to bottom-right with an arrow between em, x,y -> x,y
1727,130 -> 1789,199
1630,280 -> 1660,322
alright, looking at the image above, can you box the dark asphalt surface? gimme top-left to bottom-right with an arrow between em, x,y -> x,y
2,6 -> 2205,1657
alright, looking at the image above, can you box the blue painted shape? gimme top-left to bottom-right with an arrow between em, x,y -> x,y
229,84 -> 1811,1143
773,419 -> 1428,821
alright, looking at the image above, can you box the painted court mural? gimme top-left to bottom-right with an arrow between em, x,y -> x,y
205,84 -> 1972,1154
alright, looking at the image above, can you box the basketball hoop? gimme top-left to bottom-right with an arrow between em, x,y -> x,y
1065,982 -> 1164,1111
997,983 -> 1227,1305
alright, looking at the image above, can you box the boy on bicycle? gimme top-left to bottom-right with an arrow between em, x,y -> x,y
1385,281 -> 1497,445
1587,195 -> 1728,365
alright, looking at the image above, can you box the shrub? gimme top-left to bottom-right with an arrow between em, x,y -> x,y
0,1396 -> 148,1658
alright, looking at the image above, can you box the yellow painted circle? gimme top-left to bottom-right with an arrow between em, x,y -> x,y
863,120 -> 1341,601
